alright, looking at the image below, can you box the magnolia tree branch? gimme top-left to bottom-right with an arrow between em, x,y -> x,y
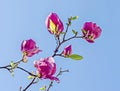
0,16 -> 84,91
20,18 -> 75,91
52,35 -> 83,57
0,62 -> 37,77
52,18 -> 71,57
46,17 -> 83,91
0,59 -> 22,68
63,20 -> 70,40
52,18 -> 83,58
22,78 -> 36,91
17,66 -> 37,77
0,60 -> 39,91
0,60 -> 22,72
46,68 -> 69,91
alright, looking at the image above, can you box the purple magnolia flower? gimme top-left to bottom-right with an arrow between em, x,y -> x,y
46,12 -> 64,35
34,57 -> 59,82
82,22 -> 102,43
21,39 -> 41,57
63,45 -> 72,57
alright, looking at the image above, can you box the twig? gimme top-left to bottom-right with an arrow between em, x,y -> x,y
0,60 -> 23,72
0,16 -> 83,91
52,17 -> 83,58
23,78 -> 36,91
52,35 -> 83,57
52,17 -> 71,57
46,68 -> 69,91
53,54 -> 64,57
63,17 -> 71,41
0,60 -> 37,77
17,66 -> 37,77
0,59 -> 22,68
64,35 -> 83,42
19,86 -> 22,91
56,68 -> 69,77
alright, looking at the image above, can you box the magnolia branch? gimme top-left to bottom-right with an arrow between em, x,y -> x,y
0,62 -> 37,77
63,18 -> 71,41
47,17 -> 83,91
46,68 -> 69,91
0,60 -> 22,72
20,17 -> 74,91
17,66 -> 37,77
52,17 -> 83,58
0,62 -> 39,91
22,78 -> 36,91
0,15 -> 84,91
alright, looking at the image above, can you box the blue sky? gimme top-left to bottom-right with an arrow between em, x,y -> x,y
0,0 -> 120,91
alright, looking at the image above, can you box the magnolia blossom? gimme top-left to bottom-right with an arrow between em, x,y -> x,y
34,57 -> 59,82
46,12 -> 64,35
21,39 -> 41,57
82,22 -> 102,43
63,45 -> 72,57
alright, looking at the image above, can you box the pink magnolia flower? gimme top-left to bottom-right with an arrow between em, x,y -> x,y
34,57 -> 59,82
46,12 -> 64,35
82,22 -> 102,43
63,45 -> 72,57
21,39 -> 41,57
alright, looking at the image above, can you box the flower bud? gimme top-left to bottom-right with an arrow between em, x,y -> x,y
82,22 -> 102,43
46,12 -> 64,36
63,45 -> 72,57
21,39 -> 42,57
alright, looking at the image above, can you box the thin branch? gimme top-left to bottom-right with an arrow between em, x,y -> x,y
0,59 -> 23,73
63,18 -> 71,41
23,78 -> 36,91
54,35 -> 59,46
0,66 -> 11,73
17,66 -> 37,77
52,17 -> 72,57
64,35 -> 83,42
0,59 -> 39,91
53,54 -> 64,58
46,81 -> 53,91
52,42 -> 63,57
56,68 -> 69,78
46,68 -> 69,91
52,35 -> 83,58
0,59 -> 23,69
51,17 -> 83,58
0,63 -> 37,77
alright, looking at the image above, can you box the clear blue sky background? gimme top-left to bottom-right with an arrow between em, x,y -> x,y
0,0 -> 120,91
